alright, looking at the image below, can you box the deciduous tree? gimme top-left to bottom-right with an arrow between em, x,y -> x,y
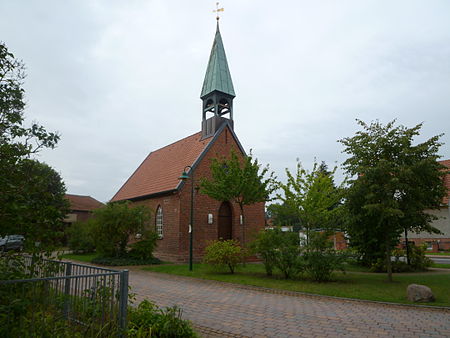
0,42 -> 63,248
339,120 -> 447,281
200,150 -> 275,246
277,161 -> 343,246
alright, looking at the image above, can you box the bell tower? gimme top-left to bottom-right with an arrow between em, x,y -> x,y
200,22 -> 235,139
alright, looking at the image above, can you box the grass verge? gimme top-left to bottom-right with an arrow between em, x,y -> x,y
143,263 -> 450,307
432,263 -> 450,269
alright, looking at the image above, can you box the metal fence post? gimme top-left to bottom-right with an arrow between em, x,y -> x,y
63,262 -> 72,319
119,269 -> 129,336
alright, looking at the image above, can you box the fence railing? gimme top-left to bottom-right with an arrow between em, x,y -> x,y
0,255 -> 128,337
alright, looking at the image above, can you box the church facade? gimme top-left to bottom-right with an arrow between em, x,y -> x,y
111,24 -> 265,262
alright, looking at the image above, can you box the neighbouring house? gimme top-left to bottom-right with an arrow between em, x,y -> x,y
111,23 -> 265,262
401,159 -> 450,252
64,194 -> 104,225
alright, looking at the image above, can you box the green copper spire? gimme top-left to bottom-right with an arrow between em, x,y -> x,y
200,23 -> 235,98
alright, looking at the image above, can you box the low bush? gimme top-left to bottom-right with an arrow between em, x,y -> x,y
303,232 -> 347,282
128,300 -> 198,337
66,219 -> 96,253
272,231 -> 304,279
370,244 -> 432,273
128,230 -> 159,260
91,256 -> 161,266
91,202 -> 152,258
408,244 -> 433,270
251,228 -> 304,279
203,240 -> 245,274
250,227 -> 285,276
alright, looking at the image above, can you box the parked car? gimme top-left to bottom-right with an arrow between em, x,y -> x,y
0,235 -> 25,251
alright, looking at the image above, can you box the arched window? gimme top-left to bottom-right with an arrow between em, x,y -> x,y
155,206 -> 163,239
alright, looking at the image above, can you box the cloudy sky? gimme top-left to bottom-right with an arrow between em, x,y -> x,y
1,1 -> 449,202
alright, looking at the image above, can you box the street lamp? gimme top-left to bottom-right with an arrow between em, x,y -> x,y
179,165 -> 194,271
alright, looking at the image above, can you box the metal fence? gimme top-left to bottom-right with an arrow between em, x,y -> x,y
0,255 -> 128,337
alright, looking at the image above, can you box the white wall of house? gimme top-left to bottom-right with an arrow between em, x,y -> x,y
407,207 -> 450,238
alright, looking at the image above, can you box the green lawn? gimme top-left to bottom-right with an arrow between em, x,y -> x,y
432,263 -> 450,269
143,263 -> 450,307
61,253 -> 99,263
426,252 -> 450,256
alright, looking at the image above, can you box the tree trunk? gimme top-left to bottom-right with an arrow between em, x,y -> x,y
239,203 -> 246,266
239,204 -> 246,247
404,228 -> 410,265
386,237 -> 393,282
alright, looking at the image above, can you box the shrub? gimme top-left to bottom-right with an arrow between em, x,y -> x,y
250,227 -> 284,276
272,230 -> 304,279
128,230 -> 159,260
91,201 -> 151,258
91,256 -> 161,266
303,232 -> 347,282
66,219 -> 96,253
371,244 -> 432,273
251,228 -> 304,279
409,244 -> 433,270
128,300 -> 198,337
203,240 -> 245,274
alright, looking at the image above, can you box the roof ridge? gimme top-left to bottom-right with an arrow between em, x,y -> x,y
66,193 -> 90,198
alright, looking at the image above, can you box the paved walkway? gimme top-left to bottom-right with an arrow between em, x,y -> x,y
128,269 -> 450,337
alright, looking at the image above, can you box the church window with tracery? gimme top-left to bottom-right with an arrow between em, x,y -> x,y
155,206 -> 163,239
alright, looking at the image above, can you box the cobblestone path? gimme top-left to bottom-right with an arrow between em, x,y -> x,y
128,269 -> 450,337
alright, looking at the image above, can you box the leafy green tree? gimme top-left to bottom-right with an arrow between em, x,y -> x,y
339,120 -> 447,282
277,161 -> 343,246
1,159 -> 68,249
91,201 -> 152,257
266,202 -> 301,229
17,159 -> 68,247
0,42 -> 61,246
200,149 -> 275,246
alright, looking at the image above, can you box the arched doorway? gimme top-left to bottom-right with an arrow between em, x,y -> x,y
218,201 -> 232,240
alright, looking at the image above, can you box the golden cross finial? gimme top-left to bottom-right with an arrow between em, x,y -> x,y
213,2 -> 224,21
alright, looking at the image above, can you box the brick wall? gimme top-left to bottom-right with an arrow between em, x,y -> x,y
132,194 -> 182,262
130,126 -> 266,263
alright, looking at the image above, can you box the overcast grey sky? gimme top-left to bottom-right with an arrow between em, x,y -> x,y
1,1 -> 449,202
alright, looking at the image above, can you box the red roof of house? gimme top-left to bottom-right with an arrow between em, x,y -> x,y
439,160 -> 450,205
111,131 -> 213,201
65,194 -> 104,211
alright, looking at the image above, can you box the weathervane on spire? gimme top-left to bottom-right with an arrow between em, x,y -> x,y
213,2 -> 224,21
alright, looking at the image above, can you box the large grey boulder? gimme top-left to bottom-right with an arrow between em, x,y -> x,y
407,284 -> 435,303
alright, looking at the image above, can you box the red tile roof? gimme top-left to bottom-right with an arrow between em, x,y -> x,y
65,194 -> 104,211
111,132 -> 213,201
439,160 -> 450,205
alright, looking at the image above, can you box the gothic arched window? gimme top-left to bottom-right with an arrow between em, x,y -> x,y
155,206 -> 163,239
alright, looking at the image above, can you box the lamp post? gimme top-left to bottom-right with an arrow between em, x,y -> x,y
179,165 -> 194,271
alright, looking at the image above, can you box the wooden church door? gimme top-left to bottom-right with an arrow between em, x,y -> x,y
218,202 -> 232,240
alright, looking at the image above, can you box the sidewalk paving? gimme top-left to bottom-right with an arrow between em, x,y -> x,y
128,268 -> 450,338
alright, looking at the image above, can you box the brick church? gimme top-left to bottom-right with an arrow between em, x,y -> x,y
111,23 -> 265,262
